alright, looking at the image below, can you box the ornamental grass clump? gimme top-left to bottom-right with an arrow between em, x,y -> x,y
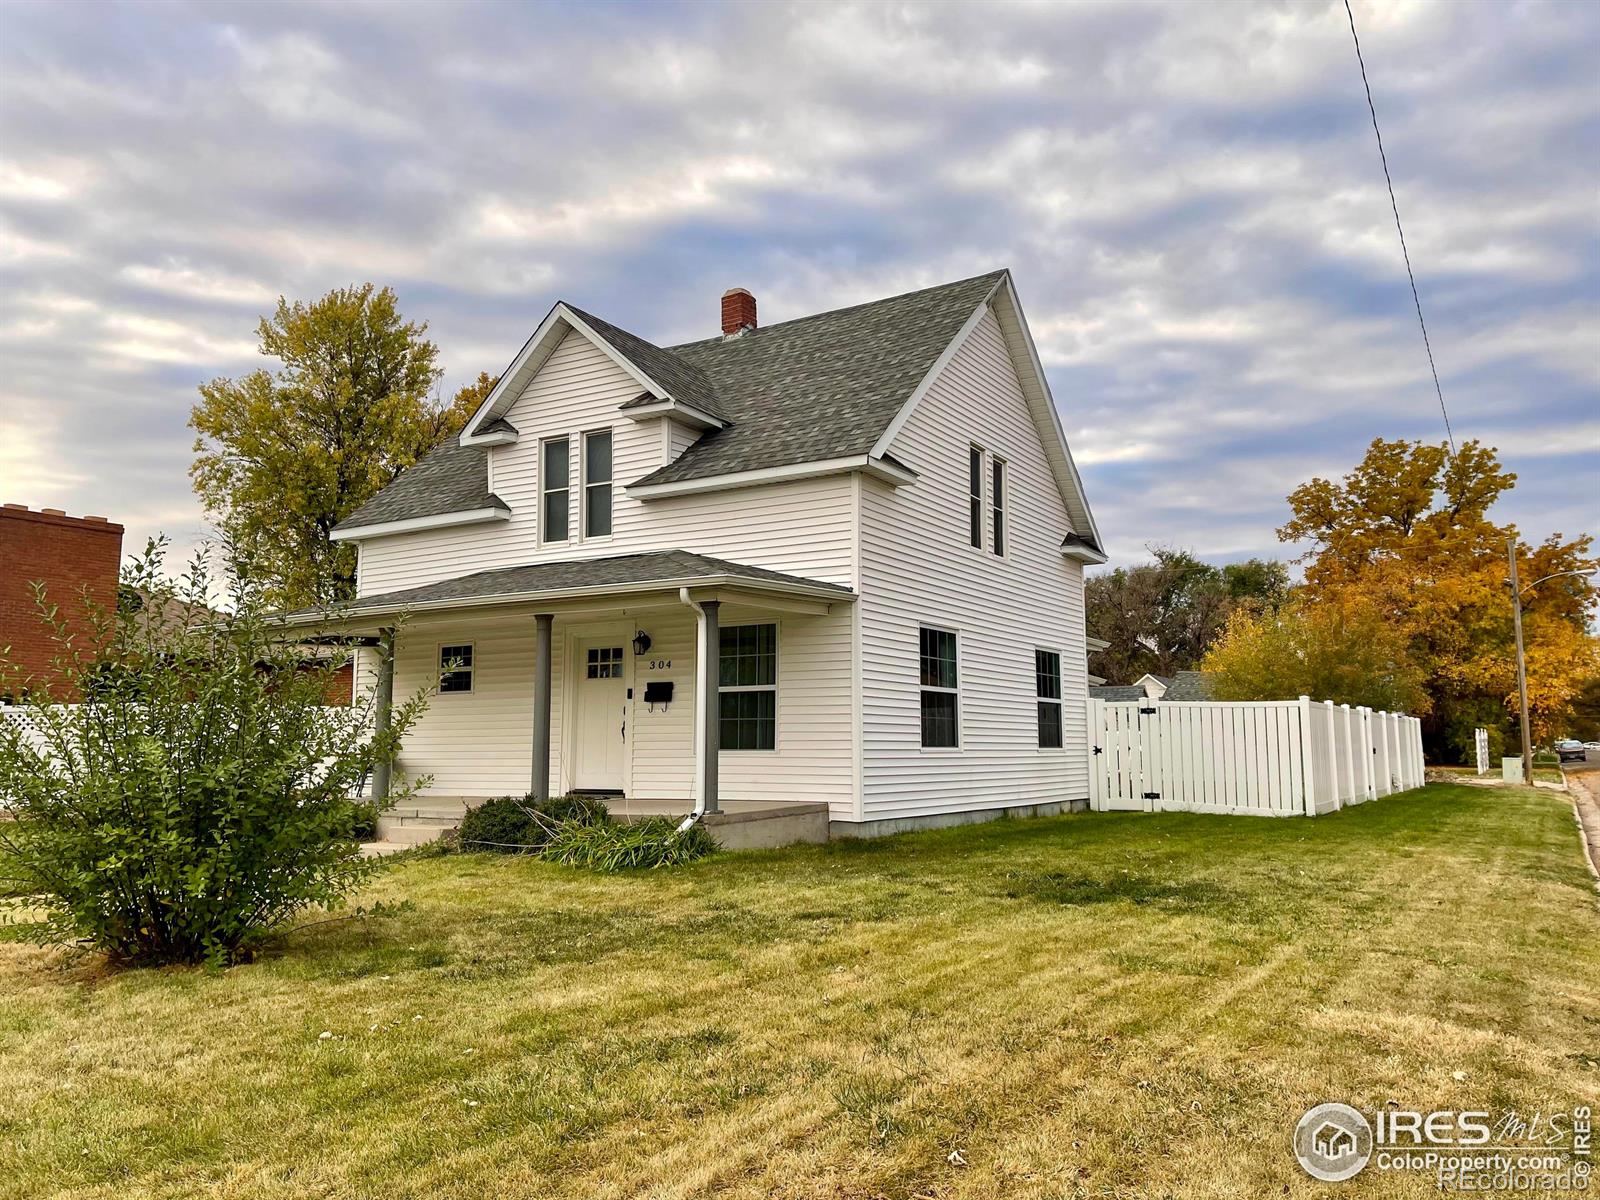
456,793 -> 610,852
538,815 -> 717,871
0,540 -> 429,967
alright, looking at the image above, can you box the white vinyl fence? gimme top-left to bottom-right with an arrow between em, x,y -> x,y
1087,696 -> 1425,817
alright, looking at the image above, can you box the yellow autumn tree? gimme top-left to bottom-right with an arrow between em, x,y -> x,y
1275,437 -> 1595,758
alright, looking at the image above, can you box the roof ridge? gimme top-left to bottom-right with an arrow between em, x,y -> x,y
664,268 -> 1008,351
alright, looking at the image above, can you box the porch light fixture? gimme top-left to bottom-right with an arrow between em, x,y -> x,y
632,630 -> 652,657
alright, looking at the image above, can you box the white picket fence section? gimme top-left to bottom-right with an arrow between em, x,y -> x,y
1087,696 -> 1425,817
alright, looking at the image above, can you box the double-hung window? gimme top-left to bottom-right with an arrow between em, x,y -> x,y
583,430 -> 613,537
541,437 -> 570,542
991,458 -> 1007,556
968,446 -> 984,549
919,627 -> 959,748
1035,649 -> 1062,748
719,623 -> 777,750
439,644 -> 474,694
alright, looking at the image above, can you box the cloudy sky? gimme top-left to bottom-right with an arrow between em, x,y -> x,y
1,0 -> 1595,573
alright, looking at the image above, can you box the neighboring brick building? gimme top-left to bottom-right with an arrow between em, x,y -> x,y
0,504 -> 124,699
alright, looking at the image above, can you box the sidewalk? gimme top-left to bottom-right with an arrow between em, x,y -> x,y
1564,770 -> 1600,890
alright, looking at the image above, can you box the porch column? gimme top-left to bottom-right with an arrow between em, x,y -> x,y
699,599 -> 720,814
370,627 -> 396,802
532,612 -> 554,802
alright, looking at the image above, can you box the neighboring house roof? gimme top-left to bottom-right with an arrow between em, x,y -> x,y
1162,670 -> 1216,701
274,549 -> 852,623
631,271 -> 1005,487
336,441 -> 507,533
1090,685 -> 1146,702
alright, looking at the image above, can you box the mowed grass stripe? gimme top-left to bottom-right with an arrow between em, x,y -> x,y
1,784 -> 1594,1199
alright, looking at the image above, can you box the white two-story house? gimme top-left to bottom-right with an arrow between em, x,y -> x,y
283,270 -> 1105,839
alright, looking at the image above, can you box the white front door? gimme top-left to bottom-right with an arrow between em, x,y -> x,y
572,639 -> 627,793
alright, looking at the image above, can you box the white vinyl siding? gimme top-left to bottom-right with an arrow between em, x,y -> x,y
378,605 -> 853,810
357,330 -> 855,596
859,304 -> 1090,819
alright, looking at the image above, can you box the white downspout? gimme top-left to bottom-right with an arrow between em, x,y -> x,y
678,586 -> 708,832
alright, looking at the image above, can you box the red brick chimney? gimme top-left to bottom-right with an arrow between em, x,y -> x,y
721,288 -> 757,337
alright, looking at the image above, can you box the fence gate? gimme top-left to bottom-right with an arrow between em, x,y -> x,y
1086,696 -> 1425,818
1089,699 -> 1150,810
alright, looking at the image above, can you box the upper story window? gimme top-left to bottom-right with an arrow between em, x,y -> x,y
719,623 -> 777,750
991,458 -> 1007,556
439,644 -> 474,694
968,446 -> 984,549
1035,649 -> 1062,748
584,430 -> 613,538
541,437 -> 569,542
919,626 -> 959,748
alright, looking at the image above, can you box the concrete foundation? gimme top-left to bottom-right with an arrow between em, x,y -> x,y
828,797 -> 1089,840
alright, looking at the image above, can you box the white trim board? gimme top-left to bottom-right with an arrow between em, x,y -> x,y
330,507 -> 509,542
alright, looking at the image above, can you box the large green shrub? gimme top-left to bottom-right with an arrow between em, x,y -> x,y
0,540 -> 428,966
540,816 -> 716,871
457,793 -> 610,852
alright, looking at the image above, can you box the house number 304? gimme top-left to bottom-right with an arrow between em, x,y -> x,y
648,659 -> 672,670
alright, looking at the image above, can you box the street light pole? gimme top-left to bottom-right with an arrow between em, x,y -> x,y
1507,539 -> 1534,786
1505,546 -> 1597,786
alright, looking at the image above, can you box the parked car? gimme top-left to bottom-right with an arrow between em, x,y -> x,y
1555,740 -> 1588,763
1585,741 -> 1600,751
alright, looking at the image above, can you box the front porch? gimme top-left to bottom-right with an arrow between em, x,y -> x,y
277,550 -> 859,849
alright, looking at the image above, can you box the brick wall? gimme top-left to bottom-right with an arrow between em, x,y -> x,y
0,505 -> 124,699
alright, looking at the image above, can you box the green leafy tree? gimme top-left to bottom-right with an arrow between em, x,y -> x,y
190,285 -> 490,608
1086,548 -> 1287,683
0,539 -> 429,966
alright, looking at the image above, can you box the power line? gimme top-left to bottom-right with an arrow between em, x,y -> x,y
1342,0 -> 1456,453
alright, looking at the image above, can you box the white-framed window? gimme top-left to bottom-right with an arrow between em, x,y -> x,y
991,457 -> 1007,556
583,429 -> 613,538
719,623 -> 776,750
968,445 -> 984,549
1035,649 -> 1062,749
919,626 -> 959,748
439,643 -> 474,694
541,436 -> 570,542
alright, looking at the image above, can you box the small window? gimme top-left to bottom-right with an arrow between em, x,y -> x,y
991,458 -> 1006,556
919,627 -> 959,748
542,437 -> 570,542
584,430 -> 613,537
968,446 -> 984,549
1035,649 -> 1062,749
719,623 -> 776,750
439,644 -> 474,694
586,646 -> 623,679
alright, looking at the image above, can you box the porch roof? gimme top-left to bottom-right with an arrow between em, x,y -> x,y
273,549 -> 853,625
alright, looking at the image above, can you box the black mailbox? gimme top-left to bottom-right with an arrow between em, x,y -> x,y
643,680 -> 674,705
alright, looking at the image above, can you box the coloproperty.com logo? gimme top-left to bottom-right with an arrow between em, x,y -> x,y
1293,1102 -> 1592,1191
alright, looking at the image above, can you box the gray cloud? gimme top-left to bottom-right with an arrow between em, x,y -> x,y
1,0 -> 1595,573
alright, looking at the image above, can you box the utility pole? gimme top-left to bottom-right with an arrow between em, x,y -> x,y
1507,539 -> 1534,787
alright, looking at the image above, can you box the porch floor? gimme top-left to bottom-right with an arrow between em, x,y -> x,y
372,796 -> 830,853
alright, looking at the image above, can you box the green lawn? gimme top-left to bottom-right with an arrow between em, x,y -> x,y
2,784 -> 1596,1199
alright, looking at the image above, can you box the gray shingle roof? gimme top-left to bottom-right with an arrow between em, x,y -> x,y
1090,685 -> 1147,702
279,549 -> 852,621
335,270 -> 1007,532
336,440 -> 506,531
1162,671 -> 1215,701
566,305 -> 729,423
635,270 -> 1005,486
